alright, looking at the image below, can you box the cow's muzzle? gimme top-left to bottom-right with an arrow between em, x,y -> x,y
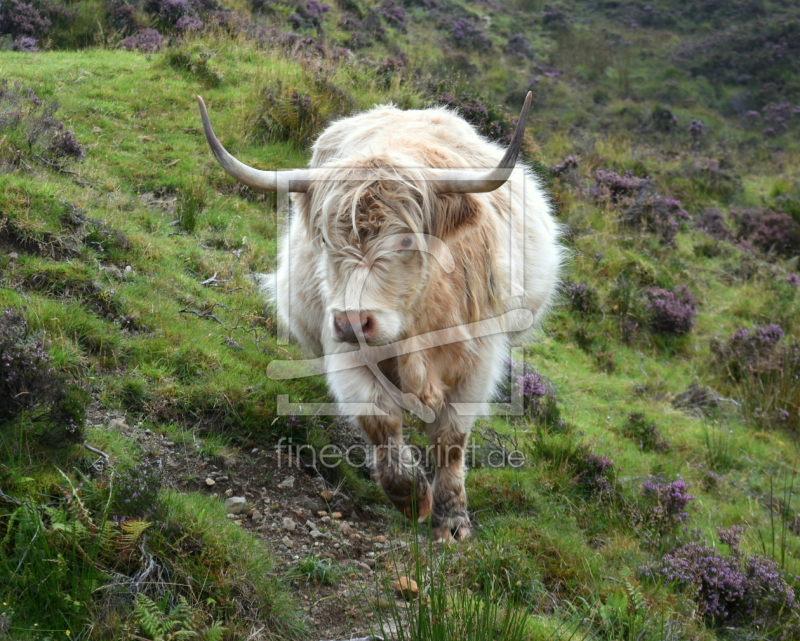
333,311 -> 377,344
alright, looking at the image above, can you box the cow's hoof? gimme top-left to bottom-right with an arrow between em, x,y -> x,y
384,470 -> 432,523
431,509 -> 471,542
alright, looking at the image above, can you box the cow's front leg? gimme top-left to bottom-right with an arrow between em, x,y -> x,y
428,405 -> 472,541
360,414 -> 432,521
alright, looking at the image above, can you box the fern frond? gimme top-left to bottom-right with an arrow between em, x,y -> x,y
134,593 -> 170,640
203,623 -> 227,641
119,520 -> 153,550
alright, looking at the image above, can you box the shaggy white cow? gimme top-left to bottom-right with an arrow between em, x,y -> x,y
198,93 -> 562,540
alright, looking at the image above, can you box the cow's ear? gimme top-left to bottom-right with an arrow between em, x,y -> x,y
431,194 -> 482,239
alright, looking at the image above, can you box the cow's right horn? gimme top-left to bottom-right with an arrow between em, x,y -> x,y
197,96 -> 312,192
430,91 -> 533,194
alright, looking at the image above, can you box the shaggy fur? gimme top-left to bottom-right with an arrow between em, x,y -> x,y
272,104 -> 563,539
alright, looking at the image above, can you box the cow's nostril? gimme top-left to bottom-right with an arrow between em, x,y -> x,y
361,315 -> 373,335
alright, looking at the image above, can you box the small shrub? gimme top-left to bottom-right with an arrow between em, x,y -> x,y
689,118 -> 704,150
573,451 -> 616,497
0,308 -> 86,446
0,0 -> 51,38
377,0 -> 405,29
251,76 -> 354,147
541,8 -> 568,30
505,33 -> 532,58
645,286 -> 697,336
288,0 -> 330,31
113,457 -> 163,520
551,155 -> 579,179
142,0 -> 203,31
623,413 -> 670,452
642,527 -> 796,628
375,55 -> 406,87
0,81 -> 85,168
11,35 -> 38,50
288,554 -> 340,584
712,323 -> 784,382
120,28 -> 165,53
593,170 -> 689,245
641,476 -> 693,534
563,280 -> 600,317
497,359 -> 562,428
733,208 -> 800,257
443,17 -> 492,50
694,207 -> 734,242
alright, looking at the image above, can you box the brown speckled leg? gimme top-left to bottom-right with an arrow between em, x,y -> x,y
360,414 -> 432,522
428,412 -> 471,541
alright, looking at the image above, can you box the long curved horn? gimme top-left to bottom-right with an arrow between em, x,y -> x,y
197,96 -> 312,192
431,91 -> 533,194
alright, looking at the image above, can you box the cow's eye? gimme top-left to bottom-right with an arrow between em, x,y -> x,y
400,236 -> 413,249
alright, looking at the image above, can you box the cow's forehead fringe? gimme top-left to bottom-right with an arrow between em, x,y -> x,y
307,162 -> 437,248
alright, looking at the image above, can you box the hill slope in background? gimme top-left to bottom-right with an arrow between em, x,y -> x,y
1,0 -> 800,638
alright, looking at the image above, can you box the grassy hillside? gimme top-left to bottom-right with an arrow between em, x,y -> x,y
1,0 -> 800,639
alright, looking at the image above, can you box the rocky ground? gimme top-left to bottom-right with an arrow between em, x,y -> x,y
85,404 -> 418,638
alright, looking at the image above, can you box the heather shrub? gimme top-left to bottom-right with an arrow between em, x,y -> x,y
593,170 -> 689,245
712,325 -> 800,431
0,0 -> 51,39
562,280 -> 600,317
644,286 -> 697,336
339,10 -> 385,48
623,413 -> 670,453
442,16 -> 492,50
551,155 -> 579,182
694,207 -> 734,242
288,0 -> 330,32
496,358 -> 561,428
640,477 -> 693,535
0,81 -> 85,168
712,324 -> 784,382
375,55 -> 406,87
120,28 -> 165,53
377,0 -> 405,29
642,527 -> 796,629
0,309 -> 87,446
732,208 -> 800,257
113,457 -> 163,520
572,451 -> 616,497
505,33 -> 532,59
689,118 -> 704,151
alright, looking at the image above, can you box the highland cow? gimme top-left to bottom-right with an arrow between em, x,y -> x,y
198,93 -> 562,540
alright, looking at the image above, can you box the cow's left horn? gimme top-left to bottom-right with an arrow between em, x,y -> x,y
431,91 -> 533,194
197,96 -> 312,192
